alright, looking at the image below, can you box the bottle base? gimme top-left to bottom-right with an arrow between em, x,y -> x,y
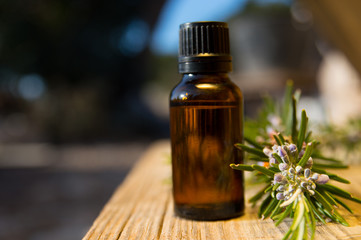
174,202 -> 244,221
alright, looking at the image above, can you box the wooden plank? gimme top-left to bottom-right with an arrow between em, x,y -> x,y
83,140 -> 361,240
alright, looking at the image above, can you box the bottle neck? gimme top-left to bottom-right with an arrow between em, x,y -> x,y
178,58 -> 232,74
180,72 -> 230,83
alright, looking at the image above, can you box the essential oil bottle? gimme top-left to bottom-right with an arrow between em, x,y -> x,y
169,21 -> 244,220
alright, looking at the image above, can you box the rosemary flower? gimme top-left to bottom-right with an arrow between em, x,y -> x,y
230,82 -> 361,240
265,143 -> 329,207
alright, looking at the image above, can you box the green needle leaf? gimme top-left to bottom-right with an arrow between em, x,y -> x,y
317,184 -> 361,203
297,110 -> 308,150
270,200 -> 283,218
311,168 -> 350,184
259,194 -> 272,218
273,134 -> 283,146
312,152 -> 343,163
323,208 -> 349,226
317,184 -> 352,198
307,196 -> 326,224
251,164 -> 275,177
320,189 -> 338,207
272,153 -> 283,164
291,96 -> 298,142
272,183 -> 281,191
262,197 -> 279,219
264,184 -> 273,193
312,163 -> 348,169
235,143 -> 267,158
230,163 -> 254,172
269,166 -> 281,172
282,80 -> 293,126
298,141 -> 314,167
301,196 -> 309,213
304,197 -> 316,240
291,199 -> 305,231
282,228 -> 293,240
244,137 -> 264,149
298,218 -> 305,240
248,156 -> 270,162
305,131 -> 312,143
313,189 -> 334,213
278,133 -> 286,145
333,197 -> 353,213
249,185 -> 270,203
275,204 -> 293,226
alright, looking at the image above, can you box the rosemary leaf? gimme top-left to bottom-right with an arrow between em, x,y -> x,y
264,184 -> 273,193
320,189 -> 338,207
323,208 -> 349,226
293,89 -> 301,102
290,227 -> 298,240
282,228 -> 293,240
297,110 -> 308,150
298,218 -> 306,240
235,143 -> 267,158
310,203 -> 326,224
318,207 -> 336,222
252,164 -> 276,177
304,209 -> 311,236
230,163 -> 254,172
272,183 -> 281,191
298,141 -> 314,167
291,199 -> 304,231
272,153 -> 283,164
333,197 -> 353,214
304,198 -> 316,240
270,200 -> 283,218
301,196 -> 309,213
249,185 -> 270,203
244,136 -> 264,149
312,152 -> 343,163
328,175 -> 350,184
305,131 -> 312,144
317,184 -> 361,203
275,204 -> 293,226
259,194 -> 272,218
306,187 -> 327,225
312,163 -> 348,169
278,133 -> 286,145
313,189 -> 334,213
317,184 -> 352,198
262,197 -> 279,219
249,156 -> 269,162
273,134 -> 283,146
311,168 -> 350,184
291,96 -> 297,142
269,166 -> 281,172
282,80 -> 293,126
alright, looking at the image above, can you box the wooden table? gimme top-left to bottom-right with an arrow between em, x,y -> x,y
82,140 -> 361,240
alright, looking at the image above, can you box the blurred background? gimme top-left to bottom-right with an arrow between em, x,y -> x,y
1,0 -> 361,239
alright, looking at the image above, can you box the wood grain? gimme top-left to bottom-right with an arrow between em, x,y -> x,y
83,140 -> 361,240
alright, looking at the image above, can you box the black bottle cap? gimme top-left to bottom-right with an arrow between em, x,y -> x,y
178,21 -> 232,73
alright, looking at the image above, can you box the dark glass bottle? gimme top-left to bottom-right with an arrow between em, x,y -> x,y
169,22 -> 244,220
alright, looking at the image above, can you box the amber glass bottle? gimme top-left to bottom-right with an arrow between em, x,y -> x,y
169,22 -> 244,220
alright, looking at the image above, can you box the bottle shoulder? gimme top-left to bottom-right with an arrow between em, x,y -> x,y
170,74 -> 243,104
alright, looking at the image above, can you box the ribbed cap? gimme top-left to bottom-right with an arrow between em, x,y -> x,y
178,21 -> 232,73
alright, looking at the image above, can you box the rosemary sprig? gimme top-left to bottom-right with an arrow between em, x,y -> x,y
231,81 -> 361,240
